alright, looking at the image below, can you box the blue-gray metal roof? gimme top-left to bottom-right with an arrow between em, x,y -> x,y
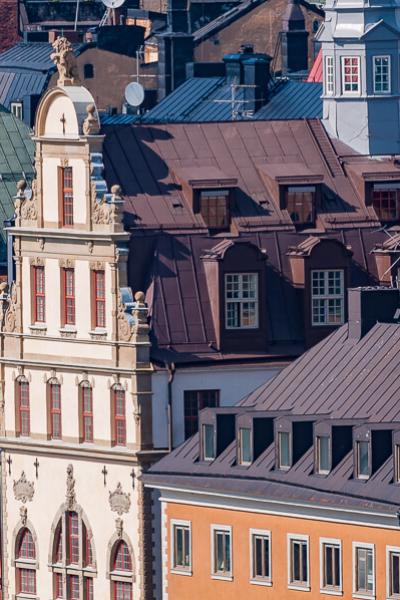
0,43 -> 55,72
255,81 -> 322,120
0,70 -> 49,109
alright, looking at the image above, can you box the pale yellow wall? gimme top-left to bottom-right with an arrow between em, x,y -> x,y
42,156 -> 87,226
44,95 -> 79,138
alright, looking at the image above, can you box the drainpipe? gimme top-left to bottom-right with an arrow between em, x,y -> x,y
166,362 -> 175,452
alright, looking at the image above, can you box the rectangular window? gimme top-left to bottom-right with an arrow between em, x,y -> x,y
85,577 -> 93,600
81,385 -> 93,443
239,428 -> 252,464
372,184 -> 400,222
373,55 -> 390,93
18,568 -> 36,594
395,445 -> 400,483
33,265 -> 45,322
354,544 -> 374,595
250,530 -> 271,583
114,581 -> 132,600
113,388 -> 126,446
341,56 -> 360,94
61,166 -> 74,226
325,55 -> 334,95
278,431 -> 291,470
225,273 -> 259,329
203,423 -> 215,461
54,572 -> 63,598
321,539 -> 342,592
317,436 -> 330,474
63,268 -> 75,326
68,513 -> 79,564
18,380 -> 30,437
311,269 -> 345,326
171,521 -> 191,572
199,189 -> 230,230
184,390 -> 219,440
67,574 -> 80,600
50,382 -> 62,439
212,526 -> 232,578
93,270 -> 106,328
388,547 -> 400,598
11,101 -> 23,120
288,536 -> 309,588
286,186 -> 315,225
357,440 -> 369,479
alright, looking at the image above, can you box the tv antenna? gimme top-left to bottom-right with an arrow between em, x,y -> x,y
213,82 -> 258,120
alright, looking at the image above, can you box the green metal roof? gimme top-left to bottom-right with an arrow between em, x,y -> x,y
0,109 -> 34,261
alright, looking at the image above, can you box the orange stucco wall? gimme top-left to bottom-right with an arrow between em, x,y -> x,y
165,501 -> 400,599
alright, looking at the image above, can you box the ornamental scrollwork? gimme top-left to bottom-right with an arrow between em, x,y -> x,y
4,282 -> 17,333
109,482 -> 131,516
15,180 -> 37,223
66,464 -> 76,510
13,471 -> 34,503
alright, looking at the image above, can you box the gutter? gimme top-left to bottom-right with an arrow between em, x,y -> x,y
166,362 -> 175,452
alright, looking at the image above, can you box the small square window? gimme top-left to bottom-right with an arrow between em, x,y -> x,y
203,424 -> 215,461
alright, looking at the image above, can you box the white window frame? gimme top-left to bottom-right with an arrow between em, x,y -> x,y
211,525 -> 233,581
320,537 -> 342,595
352,542 -> 375,599
311,269 -> 345,327
387,545 -> 400,599
325,55 -> 335,95
287,534 -> 310,591
202,423 -> 216,461
10,101 -> 23,120
249,529 -> 272,586
341,56 -> 361,95
239,427 -> 252,465
224,272 -> 259,330
316,435 -> 331,475
278,430 -> 292,470
395,444 -> 400,484
373,55 -> 391,94
356,440 -> 370,480
170,519 -> 192,576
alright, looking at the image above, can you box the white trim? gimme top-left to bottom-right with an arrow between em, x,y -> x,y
287,534 -> 310,591
224,272 -> 259,330
386,545 -> 400,599
211,525 -> 233,581
325,55 -> 335,95
341,55 -> 361,96
311,269 -> 345,327
249,528 -> 271,586
170,519 -> 192,576
352,542 -> 375,599
320,537 -> 342,595
373,55 -> 391,94
239,427 -> 253,465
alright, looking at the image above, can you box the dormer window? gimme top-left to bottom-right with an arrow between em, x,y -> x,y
225,273 -> 258,329
286,186 -> 315,226
316,436 -> 331,474
372,183 -> 400,222
324,56 -> 334,96
341,56 -> 360,94
356,440 -> 369,479
199,189 -> 230,230
311,270 -> 345,326
394,444 -> 400,483
239,428 -> 252,465
373,56 -> 390,94
278,431 -> 291,470
203,424 -> 215,461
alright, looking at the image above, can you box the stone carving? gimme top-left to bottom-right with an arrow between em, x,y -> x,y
66,464 -> 76,510
14,179 -> 37,223
4,282 -> 17,333
38,237 -> 45,251
19,505 -> 27,526
115,517 -> 123,537
50,37 -> 79,86
30,257 -> 44,267
109,482 -> 131,516
92,182 -> 124,227
59,258 -> 74,268
89,261 -> 105,271
82,104 -> 100,136
133,291 -> 148,325
117,293 -> 133,342
87,241 -> 94,254
13,471 -> 34,503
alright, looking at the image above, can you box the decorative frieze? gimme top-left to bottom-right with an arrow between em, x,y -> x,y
13,471 -> 34,503
58,258 -> 75,268
109,482 -> 131,516
14,180 -> 37,225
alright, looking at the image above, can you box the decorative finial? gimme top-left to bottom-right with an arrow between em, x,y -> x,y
16,179 -> 27,197
50,37 -> 79,86
82,103 -> 100,136
134,291 -> 145,303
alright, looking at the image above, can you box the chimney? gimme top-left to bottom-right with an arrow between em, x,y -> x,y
157,33 -> 194,100
281,0 -> 309,73
0,0 -> 20,53
167,0 -> 189,33
242,54 -> 271,114
348,287 -> 400,340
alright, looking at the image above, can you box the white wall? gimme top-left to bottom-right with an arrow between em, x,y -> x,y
152,364 -> 284,449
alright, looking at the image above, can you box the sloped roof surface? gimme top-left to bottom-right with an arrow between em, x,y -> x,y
0,42 -> 55,71
307,48 -> 323,82
0,70 -> 48,109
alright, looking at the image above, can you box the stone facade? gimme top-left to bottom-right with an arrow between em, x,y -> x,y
0,54 -> 164,600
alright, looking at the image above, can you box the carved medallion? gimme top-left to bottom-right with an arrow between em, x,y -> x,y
109,482 -> 131,516
13,471 -> 34,503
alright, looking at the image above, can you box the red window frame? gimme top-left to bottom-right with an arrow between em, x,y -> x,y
18,528 -> 35,559
63,268 -> 75,326
67,574 -> 80,600
33,265 -> 45,322
84,524 -> 93,567
62,166 -> 74,226
81,385 -> 94,443
85,576 -> 94,600
113,580 -> 132,600
114,541 -> 132,572
54,572 -> 63,598
18,568 -> 36,595
54,522 -> 63,563
372,188 -> 400,222
18,380 -> 30,437
113,388 -> 126,446
93,270 -> 106,328
184,390 -> 219,440
50,382 -> 62,439
68,512 -> 79,564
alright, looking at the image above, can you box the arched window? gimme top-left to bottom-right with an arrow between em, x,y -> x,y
111,385 -> 126,446
84,63 -> 94,79
15,376 -> 30,437
47,378 -> 62,439
111,540 -> 133,600
50,510 -> 96,599
15,528 -> 36,595
79,382 -> 93,443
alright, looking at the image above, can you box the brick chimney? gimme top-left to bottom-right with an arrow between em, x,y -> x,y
0,0 -> 20,54
348,287 -> 400,340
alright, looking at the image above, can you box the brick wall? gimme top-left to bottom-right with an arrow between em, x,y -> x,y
0,0 -> 20,54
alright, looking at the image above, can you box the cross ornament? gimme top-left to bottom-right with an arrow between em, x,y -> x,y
60,113 -> 66,135
34,458 -> 39,479
102,465 -> 108,486
6,455 -> 11,475
130,468 -> 135,489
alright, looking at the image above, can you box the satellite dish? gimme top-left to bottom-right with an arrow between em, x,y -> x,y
101,0 -> 125,8
125,82 -> 145,107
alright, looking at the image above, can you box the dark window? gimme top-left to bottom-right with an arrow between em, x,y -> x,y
84,63 -> 94,79
199,189 -> 230,229
357,441 -> 369,479
290,537 -> 309,586
317,436 -> 330,474
372,185 -> 400,221
252,532 -> 270,581
389,550 -> 400,597
322,542 -> 341,590
203,424 -> 215,460
278,431 -> 291,469
184,390 -> 219,439
286,186 -> 315,225
239,428 -> 252,464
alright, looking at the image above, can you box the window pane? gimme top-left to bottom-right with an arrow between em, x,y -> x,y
199,190 -> 229,229
286,188 -> 314,225
279,431 -> 291,468
203,424 -> 215,460
184,390 -> 219,439
311,270 -> 344,326
225,273 -> 258,329
253,535 -> 269,579
318,436 -> 330,473
358,441 -> 369,477
391,553 -> 400,595
240,428 -> 252,463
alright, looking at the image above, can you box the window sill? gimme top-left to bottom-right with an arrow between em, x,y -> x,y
29,323 -> 47,336
59,326 -> 77,339
211,574 -> 233,581
288,584 -> 311,592
250,578 -> 272,586
170,568 -> 192,577
320,589 -> 343,596
14,559 -> 37,569
16,594 -> 38,600
89,328 -> 107,340
352,594 -> 375,600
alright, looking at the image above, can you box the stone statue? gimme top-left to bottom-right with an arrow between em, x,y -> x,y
50,37 -> 79,86
82,104 -> 100,136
